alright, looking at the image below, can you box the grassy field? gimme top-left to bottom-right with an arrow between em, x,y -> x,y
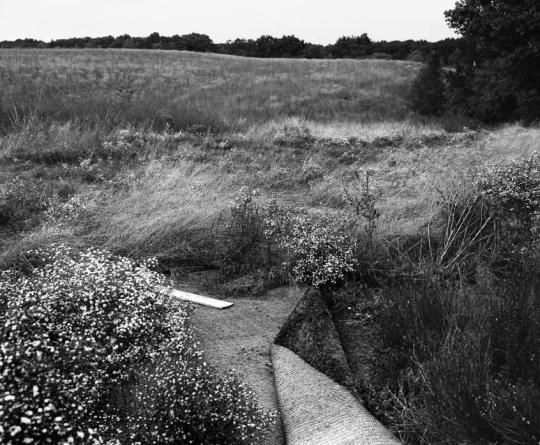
1,49 -> 539,444
0,49 -> 427,265
0,49 -> 420,132
1,49 -> 538,276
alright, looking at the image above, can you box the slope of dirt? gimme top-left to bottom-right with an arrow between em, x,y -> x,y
190,286 -> 304,445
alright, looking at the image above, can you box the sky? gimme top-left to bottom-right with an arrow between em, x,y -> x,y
0,0 -> 459,44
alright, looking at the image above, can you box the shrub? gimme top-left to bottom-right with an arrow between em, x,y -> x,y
477,152 -> 540,237
0,245 -> 273,444
216,188 -> 357,288
265,207 -> 357,288
216,187 -> 267,276
44,194 -> 88,225
126,357 -> 275,444
0,177 -> 49,229
359,166 -> 540,443
0,246 -> 170,442
300,159 -> 324,184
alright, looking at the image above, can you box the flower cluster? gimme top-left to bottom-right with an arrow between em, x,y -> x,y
0,246 -> 172,443
126,350 -> 275,444
0,245 -> 272,444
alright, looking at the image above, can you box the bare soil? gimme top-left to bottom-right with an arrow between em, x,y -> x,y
190,286 -> 304,445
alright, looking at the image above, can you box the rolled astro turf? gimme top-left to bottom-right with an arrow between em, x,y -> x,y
272,289 -> 400,445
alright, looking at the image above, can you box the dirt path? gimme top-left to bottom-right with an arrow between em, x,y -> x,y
191,286 -> 304,445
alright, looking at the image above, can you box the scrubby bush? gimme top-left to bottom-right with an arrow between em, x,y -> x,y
356,157 -> 540,443
0,245 -> 273,444
0,246 -> 170,443
344,170 -> 380,248
300,159 -> 324,184
376,277 -> 540,444
0,177 -> 49,229
217,187 -> 266,275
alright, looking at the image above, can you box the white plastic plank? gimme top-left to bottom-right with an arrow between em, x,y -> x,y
170,288 -> 234,309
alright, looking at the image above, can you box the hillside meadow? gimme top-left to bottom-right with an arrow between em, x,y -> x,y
1,49 -> 539,444
1,49 -> 539,280
0,48 -> 419,132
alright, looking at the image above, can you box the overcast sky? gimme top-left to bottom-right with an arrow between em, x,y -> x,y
0,0 -> 458,44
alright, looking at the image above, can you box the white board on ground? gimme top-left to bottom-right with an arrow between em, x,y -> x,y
170,289 -> 234,309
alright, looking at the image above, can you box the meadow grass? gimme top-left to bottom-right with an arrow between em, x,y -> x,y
0,49 -> 420,132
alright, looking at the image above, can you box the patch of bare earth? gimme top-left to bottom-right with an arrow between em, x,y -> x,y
190,286 -> 304,445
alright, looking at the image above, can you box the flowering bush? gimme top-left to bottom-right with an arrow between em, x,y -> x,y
218,188 -> 357,287
477,152 -> 540,233
262,203 -> 357,288
277,214 -> 356,287
0,246 -> 273,444
127,356 -> 275,444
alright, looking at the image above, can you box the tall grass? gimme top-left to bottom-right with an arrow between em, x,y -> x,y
0,49 -> 419,133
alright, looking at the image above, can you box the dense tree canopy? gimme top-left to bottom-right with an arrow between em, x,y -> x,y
331,34 -> 373,58
444,0 -> 540,123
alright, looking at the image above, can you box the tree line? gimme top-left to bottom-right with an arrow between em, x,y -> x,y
0,33 -> 462,64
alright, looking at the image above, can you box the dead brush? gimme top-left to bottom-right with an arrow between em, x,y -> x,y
429,192 -> 502,280
381,191 -> 504,283
344,169 -> 380,249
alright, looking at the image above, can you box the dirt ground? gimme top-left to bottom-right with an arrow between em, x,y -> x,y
190,286 -> 304,445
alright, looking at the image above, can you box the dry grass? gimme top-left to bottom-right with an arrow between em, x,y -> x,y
0,49 -> 420,132
0,49 -> 538,272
